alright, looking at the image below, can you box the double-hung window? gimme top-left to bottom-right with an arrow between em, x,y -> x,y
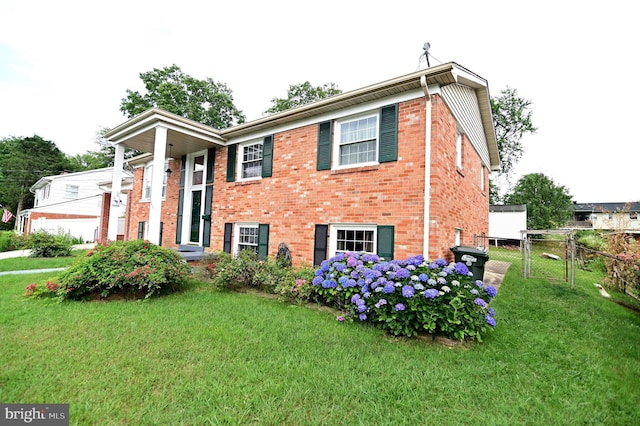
241,141 -> 263,180
335,114 -> 378,167
330,224 -> 376,256
65,184 -> 79,199
235,223 -> 259,253
456,132 -> 463,169
142,162 -> 168,199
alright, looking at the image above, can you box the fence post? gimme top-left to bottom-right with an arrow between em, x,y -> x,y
570,232 -> 575,289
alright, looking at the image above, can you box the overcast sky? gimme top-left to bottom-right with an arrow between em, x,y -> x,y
1,0 -> 637,203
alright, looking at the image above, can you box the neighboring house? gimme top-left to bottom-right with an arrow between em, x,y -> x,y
18,167 -> 132,242
103,62 -> 500,265
571,202 -> 640,231
489,204 -> 527,244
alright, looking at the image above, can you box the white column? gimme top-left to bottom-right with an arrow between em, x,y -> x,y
107,143 -> 125,241
147,126 -> 167,245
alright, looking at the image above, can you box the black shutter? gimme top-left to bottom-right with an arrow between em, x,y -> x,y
379,104 -> 398,163
377,225 -> 395,260
223,223 -> 233,254
317,121 -> 332,170
206,148 -> 215,184
257,224 -> 269,260
159,222 -> 163,247
137,222 -> 144,240
313,224 -> 329,266
262,135 -> 273,178
176,155 -> 186,244
226,144 -> 237,182
203,186 -> 213,248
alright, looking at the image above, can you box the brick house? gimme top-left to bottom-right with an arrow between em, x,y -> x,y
104,62 -> 500,265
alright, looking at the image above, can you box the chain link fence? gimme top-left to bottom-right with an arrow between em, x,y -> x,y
479,231 -> 576,287
479,231 -> 640,301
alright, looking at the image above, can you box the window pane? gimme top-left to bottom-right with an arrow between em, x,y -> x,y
242,143 -> 263,179
238,226 -> 259,253
338,116 -> 377,166
192,155 -> 205,185
336,228 -> 375,254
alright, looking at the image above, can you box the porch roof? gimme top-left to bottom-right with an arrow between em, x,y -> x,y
104,109 -> 226,158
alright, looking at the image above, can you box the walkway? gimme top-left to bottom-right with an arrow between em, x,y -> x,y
483,260 -> 510,290
0,244 -> 96,276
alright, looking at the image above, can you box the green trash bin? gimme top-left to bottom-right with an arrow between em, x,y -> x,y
450,246 -> 489,280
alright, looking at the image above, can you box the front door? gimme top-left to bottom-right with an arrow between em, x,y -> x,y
187,153 -> 205,244
189,190 -> 202,243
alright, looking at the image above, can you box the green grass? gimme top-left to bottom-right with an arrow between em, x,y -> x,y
0,250 -> 87,272
1,255 -> 639,425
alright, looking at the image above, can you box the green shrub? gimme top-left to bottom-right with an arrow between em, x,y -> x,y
201,250 -> 315,304
313,253 -> 497,341
29,231 -> 73,257
57,240 -> 191,300
0,231 -> 29,252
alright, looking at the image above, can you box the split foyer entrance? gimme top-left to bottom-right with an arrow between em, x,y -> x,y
104,109 -> 224,247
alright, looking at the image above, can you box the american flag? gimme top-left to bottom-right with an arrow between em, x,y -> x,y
2,208 -> 14,223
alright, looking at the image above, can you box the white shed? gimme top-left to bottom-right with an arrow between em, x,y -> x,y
489,204 -> 527,244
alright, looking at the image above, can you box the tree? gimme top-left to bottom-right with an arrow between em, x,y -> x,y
65,127 -> 139,172
0,135 -> 69,228
490,87 -> 537,204
120,64 -> 245,129
265,81 -> 342,114
506,173 -> 573,230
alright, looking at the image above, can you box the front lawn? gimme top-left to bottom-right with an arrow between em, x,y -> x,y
1,255 -> 639,424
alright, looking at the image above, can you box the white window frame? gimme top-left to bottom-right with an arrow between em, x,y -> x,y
238,140 -> 263,181
142,162 -> 168,200
332,111 -> 379,169
454,228 -> 462,246
234,222 -> 259,255
64,184 -> 79,199
329,224 -> 377,258
456,132 -> 463,169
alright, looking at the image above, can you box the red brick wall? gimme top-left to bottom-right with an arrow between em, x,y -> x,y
28,212 -> 96,221
126,160 -> 181,246
124,95 -> 489,264
98,193 -> 110,241
428,96 -> 489,261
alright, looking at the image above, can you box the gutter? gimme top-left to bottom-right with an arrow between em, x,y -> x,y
421,75 -> 432,258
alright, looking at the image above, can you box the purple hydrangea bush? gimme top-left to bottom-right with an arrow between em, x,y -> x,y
312,252 -> 498,341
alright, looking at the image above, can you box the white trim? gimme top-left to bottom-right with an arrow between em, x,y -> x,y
329,224 -> 377,258
233,222 -> 259,255
423,89 -> 432,258
182,150 -> 208,245
456,132 -> 463,169
332,110 -> 380,170
237,139 -> 263,181
226,90 -> 423,146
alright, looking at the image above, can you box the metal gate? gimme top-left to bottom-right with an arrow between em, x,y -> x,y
521,230 -> 575,288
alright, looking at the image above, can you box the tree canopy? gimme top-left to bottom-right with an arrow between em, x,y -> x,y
120,64 -> 245,129
0,135 -> 69,227
491,87 -> 537,177
506,173 -> 573,230
265,81 -> 342,114
489,87 -> 537,204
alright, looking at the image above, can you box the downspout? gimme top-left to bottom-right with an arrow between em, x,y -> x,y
420,75 -> 432,259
